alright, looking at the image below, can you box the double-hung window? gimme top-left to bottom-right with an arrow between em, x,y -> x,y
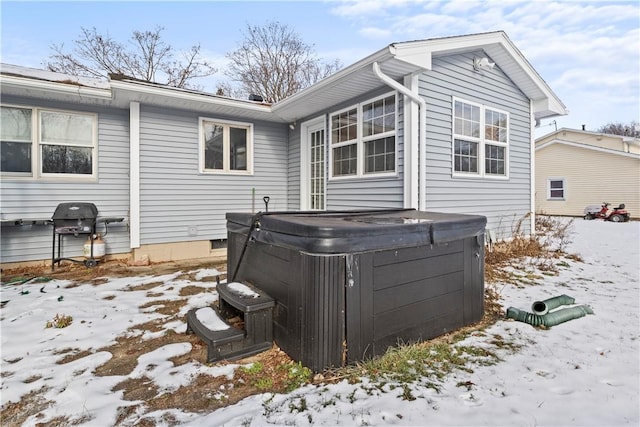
1,105 -> 97,178
547,178 -> 565,200
453,99 -> 508,178
330,93 -> 396,178
200,118 -> 253,174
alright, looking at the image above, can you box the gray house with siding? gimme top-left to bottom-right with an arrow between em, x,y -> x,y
1,31 -> 566,267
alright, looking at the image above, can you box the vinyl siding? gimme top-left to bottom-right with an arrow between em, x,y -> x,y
1,96 -> 130,263
535,143 -> 640,217
327,94 -> 405,210
287,90 -> 405,211
287,128 -> 301,210
422,51 -> 532,238
138,106 -> 288,245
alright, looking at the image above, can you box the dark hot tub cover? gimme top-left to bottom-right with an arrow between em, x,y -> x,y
226,209 -> 486,254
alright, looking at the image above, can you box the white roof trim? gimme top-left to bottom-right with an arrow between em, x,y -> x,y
540,127 -> 640,144
109,78 -> 272,114
536,139 -> 640,159
0,74 -> 112,100
1,63 -> 110,88
272,47 -> 396,114
395,32 -> 567,118
2,31 -> 566,123
389,43 -> 432,69
273,31 -> 566,122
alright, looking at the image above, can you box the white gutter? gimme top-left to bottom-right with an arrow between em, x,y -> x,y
109,79 -> 272,114
372,62 -> 427,211
0,75 -> 112,99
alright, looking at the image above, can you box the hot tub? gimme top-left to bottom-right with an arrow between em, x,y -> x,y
226,209 -> 486,372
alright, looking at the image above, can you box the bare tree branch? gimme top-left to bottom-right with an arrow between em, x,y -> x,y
45,26 -> 216,89
224,21 -> 342,102
595,121 -> 640,138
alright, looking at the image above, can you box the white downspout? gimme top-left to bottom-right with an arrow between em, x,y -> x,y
530,100 -> 536,237
373,62 -> 427,211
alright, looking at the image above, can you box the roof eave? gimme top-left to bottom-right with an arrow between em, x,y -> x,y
532,97 -> 568,120
109,78 -> 281,122
0,74 -> 113,100
273,31 -> 567,122
486,32 -> 568,118
402,31 -> 568,118
272,46 -> 397,114
535,139 -> 640,159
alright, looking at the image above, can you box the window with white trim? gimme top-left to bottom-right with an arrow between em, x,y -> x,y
330,93 -> 396,178
200,118 -> 253,174
547,178 -> 565,200
1,105 -> 97,178
453,99 -> 508,178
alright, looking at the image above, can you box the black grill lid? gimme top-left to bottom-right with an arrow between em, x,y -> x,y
52,202 -> 98,221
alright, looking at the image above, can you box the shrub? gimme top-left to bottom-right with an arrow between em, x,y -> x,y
46,313 -> 73,329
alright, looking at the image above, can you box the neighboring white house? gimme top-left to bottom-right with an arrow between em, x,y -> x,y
1,31 -> 567,267
535,128 -> 640,218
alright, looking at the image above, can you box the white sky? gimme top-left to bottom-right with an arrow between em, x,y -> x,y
1,0 -> 638,137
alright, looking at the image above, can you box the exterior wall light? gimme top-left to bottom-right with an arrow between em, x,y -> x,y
473,57 -> 495,71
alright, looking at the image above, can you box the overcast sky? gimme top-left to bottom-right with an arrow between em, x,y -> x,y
1,0 -> 638,137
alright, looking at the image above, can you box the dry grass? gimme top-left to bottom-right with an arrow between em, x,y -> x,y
0,386 -> 52,427
485,214 -> 578,285
1,217 -> 577,424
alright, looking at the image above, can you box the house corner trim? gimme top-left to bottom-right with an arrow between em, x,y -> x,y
130,101 -> 141,248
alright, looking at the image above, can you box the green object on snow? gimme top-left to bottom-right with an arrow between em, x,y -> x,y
57,296 -> 64,302
506,304 -> 593,327
531,294 -> 576,315
506,294 -> 594,328
2,276 -> 51,286
3,276 -> 34,286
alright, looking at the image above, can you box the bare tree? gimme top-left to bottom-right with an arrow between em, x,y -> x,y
225,21 -> 341,102
214,81 -> 246,99
45,26 -> 216,90
596,121 -> 640,138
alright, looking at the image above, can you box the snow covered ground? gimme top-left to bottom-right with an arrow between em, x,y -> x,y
1,218 -> 638,426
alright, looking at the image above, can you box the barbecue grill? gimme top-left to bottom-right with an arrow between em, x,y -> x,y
51,202 -> 99,269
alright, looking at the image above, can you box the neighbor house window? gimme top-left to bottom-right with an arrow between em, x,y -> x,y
1,105 -> 96,178
200,118 -> 253,174
453,99 -> 508,178
330,93 -> 396,178
547,178 -> 565,200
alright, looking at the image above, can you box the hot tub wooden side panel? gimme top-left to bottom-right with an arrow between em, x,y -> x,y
346,235 -> 484,362
228,229 -> 346,371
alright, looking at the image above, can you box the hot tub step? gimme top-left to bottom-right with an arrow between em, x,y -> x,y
186,307 -> 245,363
186,302 -> 274,363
